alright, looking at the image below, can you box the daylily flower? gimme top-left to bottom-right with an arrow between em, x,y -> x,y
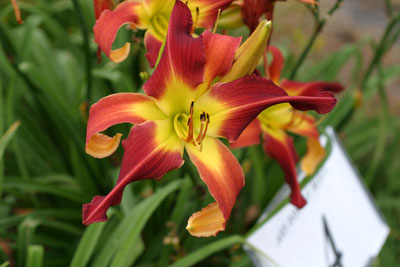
220,0 -> 316,32
11,0 -> 22,24
94,0 -> 233,66
83,1 -> 336,237
231,46 -> 343,207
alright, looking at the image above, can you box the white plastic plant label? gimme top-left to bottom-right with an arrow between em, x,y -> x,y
245,127 -> 389,267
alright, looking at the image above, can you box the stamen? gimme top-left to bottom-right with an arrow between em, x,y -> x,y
184,102 -> 210,151
212,9 -> 221,33
196,112 -> 206,142
197,112 -> 209,144
191,7 -> 200,34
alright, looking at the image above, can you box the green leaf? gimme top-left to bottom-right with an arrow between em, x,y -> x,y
93,179 -> 184,267
69,222 -> 106,267
17,218 -> 40,267
25,245 -> 44,267
0,120 -> 20,162
169,235 -> 245,267
2,178 -> 89,203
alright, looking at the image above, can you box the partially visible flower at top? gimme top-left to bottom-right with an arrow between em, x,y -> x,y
11,0 -> 23,24
93,0 -> 115,62
219,0 -> 316,32
231,46 -> 343,207
94,0 -> 232,67
83,1 -> 337,237
93,0 -> 114,20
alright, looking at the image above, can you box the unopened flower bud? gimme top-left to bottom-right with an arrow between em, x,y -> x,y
220,20 -> 271,82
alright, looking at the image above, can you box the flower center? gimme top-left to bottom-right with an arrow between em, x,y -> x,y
173,101 -> 210,150
150,14 -> 169,40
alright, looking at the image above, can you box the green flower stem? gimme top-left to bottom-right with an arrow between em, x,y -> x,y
289,18 -> 325,80
364,62 -> 389,186
328,0 -> 343,16
384,0 -> 393,18
289,0 -> 343,80
71,0 -> 93,105
337,13 -> 400,131
361,13 -> 400,90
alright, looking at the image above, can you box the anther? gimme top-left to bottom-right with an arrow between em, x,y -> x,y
191,7 -> 200,34
196,112 -> 209,145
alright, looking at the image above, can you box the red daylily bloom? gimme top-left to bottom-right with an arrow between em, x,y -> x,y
94,0 -> 232,66
220,0 -> 316,32
83,1 -> 336,237
11,0 -> 22,24
232,46 -> 343,208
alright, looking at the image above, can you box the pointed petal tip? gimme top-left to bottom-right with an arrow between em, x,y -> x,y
85,133 -> 122,158
186,202 -> 225,237
109,42 -> 131,63
290,91 -> 337,114
82,196 -> 109,225
291,194 -> 307,209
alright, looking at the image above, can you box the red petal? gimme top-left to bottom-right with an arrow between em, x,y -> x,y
188,0 -> 233,29
196,75 -> 336,142
202,31 -> 241,87
86,93 -> 166,157
185,137 -> 244,236
230,119 -> 261,149
241,0 -> 270,32
288,91 -> 337,114
93,1 -> 140,63
143,1 -> 205,100
268,46 -> 284,84
93,0 -> 113,20
82,120 -> 184,225
263,129 -> 306,208
281,80 -> 344,97
144,32 -> 163,68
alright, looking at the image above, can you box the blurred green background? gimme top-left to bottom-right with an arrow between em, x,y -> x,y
0,0 -> 399,266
